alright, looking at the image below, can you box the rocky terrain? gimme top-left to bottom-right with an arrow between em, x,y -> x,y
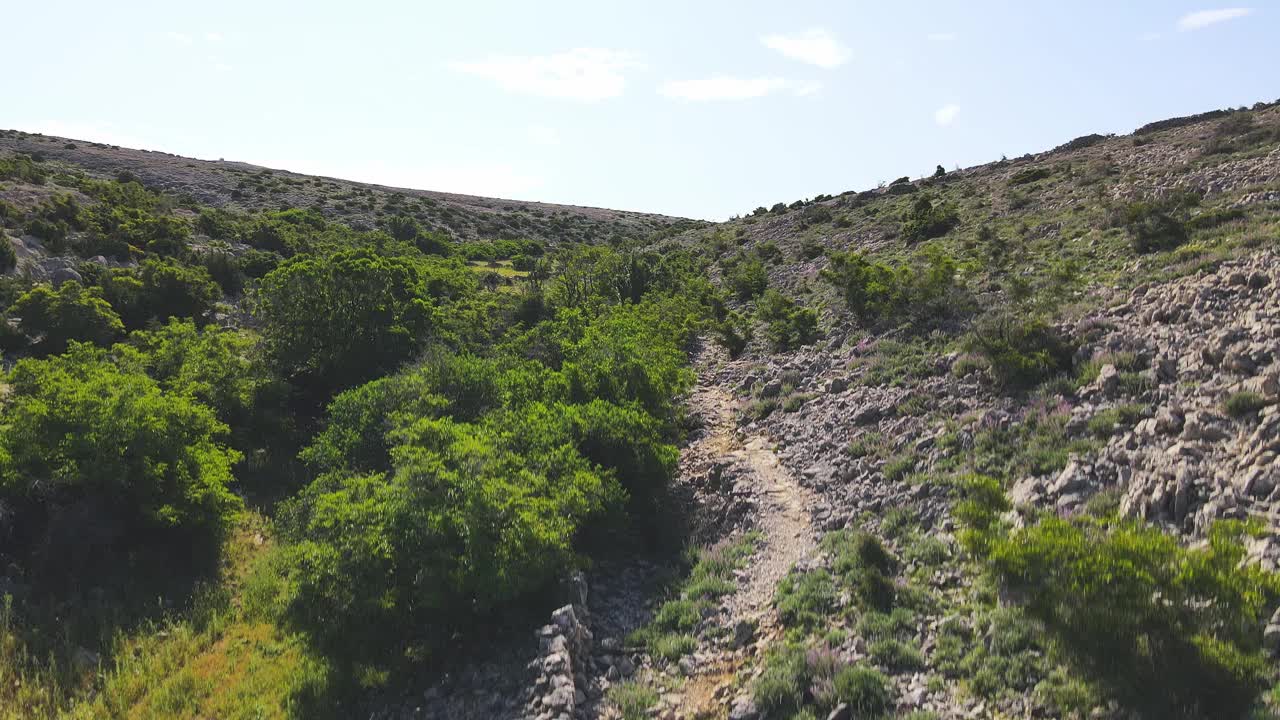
480,102 -> 1280,720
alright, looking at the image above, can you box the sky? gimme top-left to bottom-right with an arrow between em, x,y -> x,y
2,1 -> 1277,220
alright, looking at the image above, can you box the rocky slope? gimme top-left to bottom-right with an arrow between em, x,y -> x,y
501,102 -> 1280,720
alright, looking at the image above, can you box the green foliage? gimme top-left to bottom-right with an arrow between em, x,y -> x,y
1225,391 -> 1266,419
756,289 -> 819,351
982,517 -> 1280,719
0,154 -> 48,184
900,194 -> 958,242
825,531 -> 897,611
255,248 -> 470,399
722,253 -> 768,301
713,308 -> 752,358
775,570 -> 837,630
0,345 -> 242,582
1086,403 -> 1145,438
8,281 -> 123,354
1113,198 -> 1193,254
833,664 -> 891,716
278,409 -> 618,663
868,638 -> 924,671
609,682 -> 658,720
0,238 -> 15,273
965,312 -> 1073,388
821,246 -> 960,324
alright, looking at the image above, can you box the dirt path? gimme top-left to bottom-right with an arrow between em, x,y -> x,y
665,381 -> 818,718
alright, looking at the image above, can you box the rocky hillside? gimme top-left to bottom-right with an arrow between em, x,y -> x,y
484,101 -> 1280,720
0,128 -> 697,245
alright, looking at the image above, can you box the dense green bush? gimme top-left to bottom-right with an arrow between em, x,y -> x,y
0,154 -> 48,184
278,407 -> 618,664
900,194 -> 958,242
821,246 -> 959,324
0,345 -> 241,582
1110,195 -> 1199,254
965,312 -> 1073,388
756,289 -> 818,352
254,247 -> 474,399
985,518 -> 1280,719
8,281 -> 124,354
722,253 -> 768,301
713,309 -> 752,358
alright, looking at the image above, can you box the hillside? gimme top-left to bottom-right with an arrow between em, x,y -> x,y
0,128 -> 697,245
2,98 -> 1280,720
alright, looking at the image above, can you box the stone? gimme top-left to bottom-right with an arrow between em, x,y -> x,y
828,377 -> 849,394
1095,364 -> 1120,397
728,694 -> 759,720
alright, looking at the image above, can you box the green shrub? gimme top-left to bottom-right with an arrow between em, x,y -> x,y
723,254 -> 768,301
966,312 -> 1073,389
868,638 -> 924,671
713,309 -> 752,358
753,645 -> 806,715
1225,391 -> 1266,419
255,248 -> 472,399
985,518 -> 1280,719
1086,404 -> 1145,438
650,632 -> 696,662
833,665 -> 891,716
0,345 -> 241,583
1113,200 -> 1190,253
0,154 -> 48,184
775,570 -> 836,629
882,454 -> 916,482
8,281 -> 124,355
609,682 -> 658,720
900,195 -> 958,242
821,246 -> 959,324
1008,167 -> 1052,186
0,237 -> 14,273
756,290 -> 819,352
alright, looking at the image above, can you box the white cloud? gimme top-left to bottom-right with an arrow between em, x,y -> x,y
205,31 -> 224,42
927,32 -> 958,42
164,31 -> 193,46
449,48 -> 642,101
761,28 -> 851,68
934,104 -> 961,126
1177,8 -> 1253,30
658,76 -> 790,101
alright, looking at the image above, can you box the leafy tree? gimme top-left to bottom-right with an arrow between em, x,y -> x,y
8,281 -> 124,354
254,248 -> 471,399
0,345 -> 241,579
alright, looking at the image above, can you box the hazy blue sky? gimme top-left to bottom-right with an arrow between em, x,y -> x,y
3,1 -> 1276,219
